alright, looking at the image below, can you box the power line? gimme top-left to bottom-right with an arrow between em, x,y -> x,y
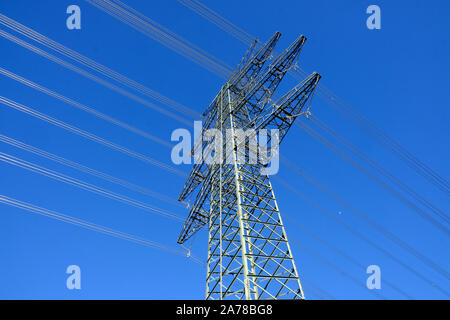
301,278 -> 336,300
281,149 -> 450,280
177,0 -> 255,46
303,78 -> 450,196
0,194 -> 202,264
273,176 -> 450,297
295,120 -> 449,236
85,0 -> 231,78
290,237 -> 387,300
0,13 -> 200,119
0,95 -> 187,177
308,113 -> 448,223
0,134 -> 184,208
0,152 -> 184,222
0,29 -> 192,126
0,67 -> 172,148
284,213 -> 413,299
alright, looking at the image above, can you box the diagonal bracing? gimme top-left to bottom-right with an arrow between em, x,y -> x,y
177,32 -> 321,300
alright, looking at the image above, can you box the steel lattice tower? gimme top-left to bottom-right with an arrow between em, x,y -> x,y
177,32 -> 321,300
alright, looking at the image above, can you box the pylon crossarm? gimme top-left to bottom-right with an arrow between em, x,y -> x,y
254,72 -> 321,127
234,38 -> 259,74
200,32 -> 280,128
178,165 -> 220,243
232,35 -> 307,117
229,72 -> 321,162
178,164 -> 205,202
229,32 -> 281,91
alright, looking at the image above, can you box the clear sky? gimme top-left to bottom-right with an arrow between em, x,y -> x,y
0,0 -> 449,299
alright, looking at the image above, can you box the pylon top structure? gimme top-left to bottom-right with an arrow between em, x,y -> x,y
177,32 -> 321,300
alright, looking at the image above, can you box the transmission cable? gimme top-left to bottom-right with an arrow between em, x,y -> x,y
280,154 -> 450,281
0,67 -> 172,148
0,95 -> 187,178
0,134 -> 184,208
273,175 -> 450,297
0,194 -> 202,265
295,120 -> 449,236
0,152 -> 184,222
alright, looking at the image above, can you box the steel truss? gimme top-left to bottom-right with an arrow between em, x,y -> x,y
177,32 -> 321,300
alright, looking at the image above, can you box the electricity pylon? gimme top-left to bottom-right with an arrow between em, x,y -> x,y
177,32 -> 321,300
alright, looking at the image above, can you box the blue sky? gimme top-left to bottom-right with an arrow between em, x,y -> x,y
0,0 -> 449,299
